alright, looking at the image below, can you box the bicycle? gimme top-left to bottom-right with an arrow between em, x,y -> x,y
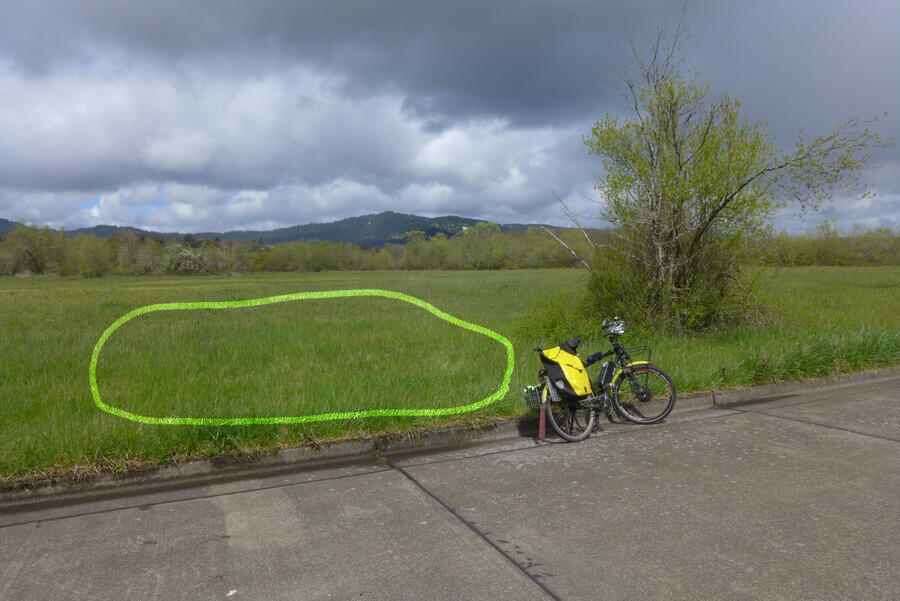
523,318 -> 676,442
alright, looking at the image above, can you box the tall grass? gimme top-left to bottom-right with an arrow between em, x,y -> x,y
523,266 -> 900,392
100,296 -> 506,418
0,270 -> 583,482
2,267 -> 900,482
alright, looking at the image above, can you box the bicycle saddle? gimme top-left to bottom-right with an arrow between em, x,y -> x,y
560,337 -> 581,353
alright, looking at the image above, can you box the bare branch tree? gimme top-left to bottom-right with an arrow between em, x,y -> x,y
540,226 -> 592,271
553,191 -> 597,250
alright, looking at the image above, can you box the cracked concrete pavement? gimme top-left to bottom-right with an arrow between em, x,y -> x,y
2,376 -> 899,600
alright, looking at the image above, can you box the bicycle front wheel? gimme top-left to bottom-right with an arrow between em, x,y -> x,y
543,380 -> 596,442
612,364 -> 676,424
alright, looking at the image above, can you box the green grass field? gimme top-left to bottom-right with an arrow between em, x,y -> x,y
3,267 -> 900,484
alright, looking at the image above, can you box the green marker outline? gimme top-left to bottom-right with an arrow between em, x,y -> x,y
89,289 -> 515,426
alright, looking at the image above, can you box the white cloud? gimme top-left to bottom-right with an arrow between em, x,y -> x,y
0,11 -> 894,235
0,56 -> 600,231
397,182 -> 456,212
142,131 -> 215,173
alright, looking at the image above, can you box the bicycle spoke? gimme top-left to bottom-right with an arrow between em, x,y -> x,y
545,392 -> 595,441
614,366 -> 675,424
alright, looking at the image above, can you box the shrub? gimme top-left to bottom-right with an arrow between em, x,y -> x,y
165,246 -> 207,274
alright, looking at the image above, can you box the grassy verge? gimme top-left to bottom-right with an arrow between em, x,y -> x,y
1,270 -> 579,484
2,267 -> 899,484
642,267 -> 900,391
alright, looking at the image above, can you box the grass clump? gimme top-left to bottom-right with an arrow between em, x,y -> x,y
738,328 -> 900,384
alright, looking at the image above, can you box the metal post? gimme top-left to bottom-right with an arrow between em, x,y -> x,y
538,401 -> 546,441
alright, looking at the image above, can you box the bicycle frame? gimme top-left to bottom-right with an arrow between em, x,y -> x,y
589,338 -> 649,391
536,328 -> 652,410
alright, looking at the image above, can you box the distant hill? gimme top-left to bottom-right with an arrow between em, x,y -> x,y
188,211 -> 489,246
0,218 -> 20,236
1,219 -> 165,241
1,211 -> 579,247
59,211 -> 557,247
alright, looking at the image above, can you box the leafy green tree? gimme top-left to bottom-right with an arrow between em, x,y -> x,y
586,37 -> 883,329
113,230 -> 142,273
426,233 -> 451,269
403,230 -> 430,269
76,235 -> 114,277
2,226 -> 66,274
134,238 -> 164,274
166,245 -> 207,274
0,240 -> 13,275
461,222 -> 506,269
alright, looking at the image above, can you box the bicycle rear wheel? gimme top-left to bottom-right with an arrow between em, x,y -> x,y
612,364 -> 676,424
542,380 -> 596,442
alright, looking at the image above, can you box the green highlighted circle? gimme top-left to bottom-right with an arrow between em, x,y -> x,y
89,289 -> 515,426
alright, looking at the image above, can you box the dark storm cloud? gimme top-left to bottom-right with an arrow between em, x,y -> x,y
0,1 -> 687,125
0,0 -> 898,231
5,1 -> 896,128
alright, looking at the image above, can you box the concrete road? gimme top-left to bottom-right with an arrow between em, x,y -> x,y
2,376 -> 899,601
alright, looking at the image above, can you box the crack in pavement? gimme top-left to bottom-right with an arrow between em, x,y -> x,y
388,459 -> 563,601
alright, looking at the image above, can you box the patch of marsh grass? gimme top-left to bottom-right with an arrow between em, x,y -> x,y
3,267 -> 900,482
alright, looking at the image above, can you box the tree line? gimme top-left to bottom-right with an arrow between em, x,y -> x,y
0,222 -> 600,276
753,223 -> 900,267
2,219 -> 899,278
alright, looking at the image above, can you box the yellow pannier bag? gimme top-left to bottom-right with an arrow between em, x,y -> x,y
541,346 -> 593,396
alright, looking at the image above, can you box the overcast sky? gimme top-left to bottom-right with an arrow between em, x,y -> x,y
1,0 -> 897,233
